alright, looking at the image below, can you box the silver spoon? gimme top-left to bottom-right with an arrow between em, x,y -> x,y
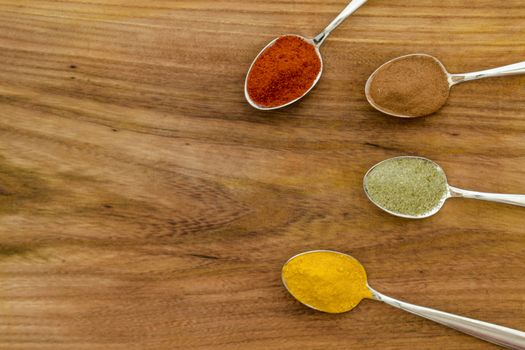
283,250 -> 525,349
363,156 -> 525,219
245,0 -> 368,110
365,54 -> 525,118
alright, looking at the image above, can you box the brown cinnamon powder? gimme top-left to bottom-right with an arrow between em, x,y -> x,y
368,55 -> 450,117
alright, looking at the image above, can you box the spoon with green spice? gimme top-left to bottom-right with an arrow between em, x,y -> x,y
363,156 -> 525,219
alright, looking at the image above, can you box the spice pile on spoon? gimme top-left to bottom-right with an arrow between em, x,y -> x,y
364,156 -> 448,217
366,55 -> 450,117
246,35 -> 321,108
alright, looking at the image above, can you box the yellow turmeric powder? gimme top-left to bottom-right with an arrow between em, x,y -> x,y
282,251 -> 372,313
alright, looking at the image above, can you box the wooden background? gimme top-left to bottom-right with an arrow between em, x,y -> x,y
0,1 -> 524,349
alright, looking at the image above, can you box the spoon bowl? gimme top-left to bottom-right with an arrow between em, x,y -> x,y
365,54 -> 525,118
283,250 -> 525,349
363,156 -> 449,219
244,35 -> 323,111
282,250 -> 370,313
364,156 -> 525,219
365,54 -> 450,118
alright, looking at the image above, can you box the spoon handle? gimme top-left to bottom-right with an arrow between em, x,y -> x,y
313,0 -> 368,46
371,290 -> 525,349
449,61 -> 525,85
449,186 -> 525,207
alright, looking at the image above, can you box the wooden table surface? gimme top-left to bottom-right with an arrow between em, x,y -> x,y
0,1 -> 524,349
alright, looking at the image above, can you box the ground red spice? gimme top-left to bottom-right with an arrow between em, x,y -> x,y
246,35 -> 321,108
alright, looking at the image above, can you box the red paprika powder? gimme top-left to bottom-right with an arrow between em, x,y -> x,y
246,35 -> 322,108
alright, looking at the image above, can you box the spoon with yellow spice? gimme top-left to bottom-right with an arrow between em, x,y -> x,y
282,251 -> 525,349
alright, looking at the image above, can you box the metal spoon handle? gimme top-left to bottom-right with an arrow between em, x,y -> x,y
449,186 -> 525,207
371,290 -> 525,349
313,0 -> 368,46
450,61 -> 525,85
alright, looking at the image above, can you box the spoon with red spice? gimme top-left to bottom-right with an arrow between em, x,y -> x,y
245,0 -> 368,110
365,54 -> 525,118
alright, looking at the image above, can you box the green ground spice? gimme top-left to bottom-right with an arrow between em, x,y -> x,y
365,157 -> 448,216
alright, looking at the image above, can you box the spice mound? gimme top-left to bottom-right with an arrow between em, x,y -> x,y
365,157 -> 448,217
368,55 -> 450,117
246,35 -> 321,108
282,251 -> 371,314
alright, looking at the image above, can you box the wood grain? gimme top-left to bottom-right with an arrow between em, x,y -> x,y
0,1 -> 524,349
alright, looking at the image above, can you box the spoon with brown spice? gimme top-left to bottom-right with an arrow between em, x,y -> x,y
365,54 -> 525,118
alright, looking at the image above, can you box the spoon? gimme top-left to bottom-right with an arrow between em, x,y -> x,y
363,156 -> 525,219
283,250 -> 525,349
245,0 -> 368,110
365,54 -> 525,118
